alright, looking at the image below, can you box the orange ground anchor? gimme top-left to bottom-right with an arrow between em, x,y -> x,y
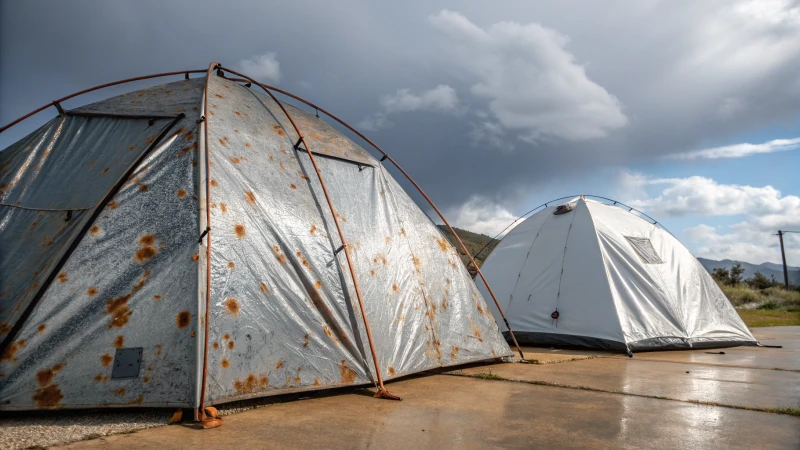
200,406 -> 223,429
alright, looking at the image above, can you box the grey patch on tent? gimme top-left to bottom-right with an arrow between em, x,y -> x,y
112,348 -> 143,379
624,236 -> 664,264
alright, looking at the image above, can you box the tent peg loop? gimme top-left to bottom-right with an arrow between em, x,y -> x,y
198,226 -> 211,244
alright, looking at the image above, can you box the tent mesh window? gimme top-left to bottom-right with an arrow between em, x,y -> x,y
624,236 -> 664,264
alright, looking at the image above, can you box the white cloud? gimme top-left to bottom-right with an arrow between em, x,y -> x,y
428,10 -> 627,142
380,85 -> 459,113
620,171 -> 800,264
667,137 -> 800,160
443,196 -> 520,237
359,85 -> 459,131
238,52 -> 281,83
469,121 -> 514,152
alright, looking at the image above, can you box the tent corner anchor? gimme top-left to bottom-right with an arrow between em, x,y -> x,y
373,388 -> 402,401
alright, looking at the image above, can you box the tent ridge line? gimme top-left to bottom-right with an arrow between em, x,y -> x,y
217,66 -> 400,401
0,113 -> 186,361
228,71 -> 526,362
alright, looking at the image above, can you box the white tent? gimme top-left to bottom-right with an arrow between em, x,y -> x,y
478,197 -> 757,353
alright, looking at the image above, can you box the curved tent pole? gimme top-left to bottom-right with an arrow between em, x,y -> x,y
218,66 -> 401,400
0,70 -> 206,134
197,62 -> 219,423
221,70 -> 526,362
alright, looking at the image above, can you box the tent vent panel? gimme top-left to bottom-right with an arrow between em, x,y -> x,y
624,236 -> 663,264
112,348 -> 143,379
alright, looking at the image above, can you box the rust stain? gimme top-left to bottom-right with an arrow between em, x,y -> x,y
225,298 -> 240,316
228,261 -> 235,269
323,326 -> 338,344
392,284 -> 398,293
388,367 -> 396,376
107,201 -> 119,209
177,189 -> 187,198
213,342 -> 219,350
437,237 -> 448,252
400,228 -> 406,237
245,191 -> 256,205
276,360 -> 284,369
373,254 -> 387,265
310,225 -> 317,235
219,138 -> 228,146
272,245 -> 286,264
36,363 -> 65,387
114,335 -> 125,349
279,162 -> 286,171
94,374 -> 103,382
413,256 -> 421,273
101,353 -> 113,367
177,310 -> 191,328
339,361 -> 357,384
90,225 -> 101,235
156,344 -> 162,356
370,270 -> 375,276
260,282 -> 268,293
57,273 -> 68,283
290,184 -> 297,189
128,144 -> 137,151
215,93 -> 224,99
37,324 -> 47,333
304,334 -> 310,347
33,385 -> 63,408
224,334 -> 230,340
230,156 -> 240,164
228,340 -> 235,350
314,281 -> 322,290
135,246 -> 157,263
220,203 -> 227,213
138,184 -> 148,192
244,142 -> 251,148
154,295 -> 162,300
272,125 -> 285,136
280,148 -> 287,155
313,378 -> 321,386
114,388 -> 126,396
235,224 -> 246,238
106,294 -> 133,329
221,359 -> 230,368
210,179 -> 219,187
192,253 -> 199,261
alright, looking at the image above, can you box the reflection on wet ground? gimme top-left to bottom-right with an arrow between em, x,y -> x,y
64,327 -> 800,449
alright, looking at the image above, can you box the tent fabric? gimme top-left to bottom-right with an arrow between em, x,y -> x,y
479,197 -> 757,353
0,75 -> 511,411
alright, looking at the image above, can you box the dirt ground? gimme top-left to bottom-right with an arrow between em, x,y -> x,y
3,327 -> 798,449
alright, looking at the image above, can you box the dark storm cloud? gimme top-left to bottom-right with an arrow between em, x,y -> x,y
2,1 -> 799,215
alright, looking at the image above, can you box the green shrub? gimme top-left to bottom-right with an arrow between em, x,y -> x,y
757,300 -> 779,310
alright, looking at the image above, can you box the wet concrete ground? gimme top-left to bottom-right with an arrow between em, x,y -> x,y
61,327 -> 800,449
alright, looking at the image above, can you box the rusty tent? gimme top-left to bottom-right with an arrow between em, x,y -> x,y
0,64 -> 513,415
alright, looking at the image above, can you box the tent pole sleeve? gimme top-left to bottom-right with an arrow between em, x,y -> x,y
0,113 -> 185,361
0,70 -> 206,134
218,66 -> 400,400
231,77 -> 526,362
197,62 -> 220,421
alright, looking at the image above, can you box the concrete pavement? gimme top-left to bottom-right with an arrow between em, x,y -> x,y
59,326 -> 800,449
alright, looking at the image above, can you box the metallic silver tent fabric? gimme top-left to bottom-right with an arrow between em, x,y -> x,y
0,75 -> 510,410
479,197 -> 756,352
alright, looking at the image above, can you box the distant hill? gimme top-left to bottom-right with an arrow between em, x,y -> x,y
436,225 -> 500,268
697,258 -> 800,286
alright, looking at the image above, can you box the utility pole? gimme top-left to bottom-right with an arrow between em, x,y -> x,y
778,230 -> 789,290
777,230 -> 799,290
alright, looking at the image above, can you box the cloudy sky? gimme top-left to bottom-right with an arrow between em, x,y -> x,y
2,0 -> 799,265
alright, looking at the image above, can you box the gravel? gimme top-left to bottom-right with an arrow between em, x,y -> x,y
0,410 -> 171,449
